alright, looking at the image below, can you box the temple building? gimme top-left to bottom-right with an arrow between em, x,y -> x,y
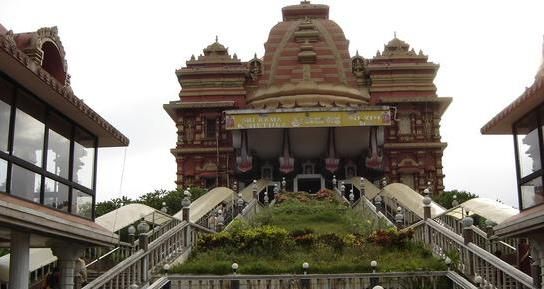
0,24 -> 128,288
164,1 -> 451,195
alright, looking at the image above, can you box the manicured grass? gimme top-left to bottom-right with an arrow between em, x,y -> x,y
251,198 -> 384,235
173,192 -> 446,275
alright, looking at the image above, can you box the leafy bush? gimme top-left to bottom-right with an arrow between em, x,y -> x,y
317,233 -> 345,252
367,228 -> 414,248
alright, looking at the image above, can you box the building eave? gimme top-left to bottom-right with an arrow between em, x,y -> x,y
481,77 -> 544,135
163,100 -> 236,121
0,194 -> 118,248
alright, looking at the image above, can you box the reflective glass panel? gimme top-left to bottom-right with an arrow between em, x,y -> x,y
47,113 -> 71,178
12,92 -> 45,166
515,113 -> 541,178
0,79 -> 12,153
73,128 -> 95,189
0,158 -> 7,193
11,164 -> 41,203
520,177 -> 544,209
72,189 -> 92,219
44,178 -> 69,211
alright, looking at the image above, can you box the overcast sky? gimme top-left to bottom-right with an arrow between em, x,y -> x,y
1,0 -> 543,207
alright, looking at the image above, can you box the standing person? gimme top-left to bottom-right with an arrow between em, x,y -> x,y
74,257 -> 88,289
42,267 -> 60,289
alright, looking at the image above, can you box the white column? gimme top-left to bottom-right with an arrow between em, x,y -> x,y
9,230 -> 30,289
52,245 -> 84,289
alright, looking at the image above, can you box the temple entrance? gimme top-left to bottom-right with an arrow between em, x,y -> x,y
294,174 -> 324,193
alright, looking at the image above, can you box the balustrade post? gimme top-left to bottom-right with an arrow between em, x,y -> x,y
462,216 -> 475,278
422,196 -> 432,244
136,218 -> 150,284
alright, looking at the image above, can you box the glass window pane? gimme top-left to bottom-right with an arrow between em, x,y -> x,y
0,77 -> 13,153
47,113 -> 71,179
11,164 -> 41,203
0,158 -> 7,193
12,92 -> 46,166
44,178 -> 69,211
515,113 -> 541,178
520,177 -> 544,209
72,189 -> 92,218
73,128 -> 95,189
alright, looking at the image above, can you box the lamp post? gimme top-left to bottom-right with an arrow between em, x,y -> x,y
370,260 -> 379,287
301,262 -> 310,289
370,260 -> 377,273
163,264 -> 172,289
237,193 -> 244,215
161,202 -> 168,214
445,256 -> 452,271
252,179 -> 258,199
163,263 -> 171,275
302,262 -> 309,275
231,262 -> 240,289
128,225 -> 136,248
217,209 -> 224,231
374,195 -> 382,213
182,189 -> 191,222
451,195 -> 459,207
474,275 -> 482,288
395,206 -> 404,229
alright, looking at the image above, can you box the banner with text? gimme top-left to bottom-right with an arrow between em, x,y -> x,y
225,110 -> 391,130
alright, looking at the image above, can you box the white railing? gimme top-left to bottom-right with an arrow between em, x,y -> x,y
82,220 -> 195,289
162,271 -> 477,289
411,219 -> 534,289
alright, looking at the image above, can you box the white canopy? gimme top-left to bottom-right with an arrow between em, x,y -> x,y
173,187 -> 235,222
0,248 -> 56,281
381,183 -> 446,219
446,197 -> 519,224
95,203 -> 171,233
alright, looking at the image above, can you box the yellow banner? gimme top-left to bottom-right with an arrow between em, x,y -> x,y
225,110 -> 391,130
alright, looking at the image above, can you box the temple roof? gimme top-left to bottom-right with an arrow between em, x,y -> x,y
282,1 -> 329,21
248,2 -> 369,109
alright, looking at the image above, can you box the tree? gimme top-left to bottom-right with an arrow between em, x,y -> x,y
436,190 -> 477,209
95,187 -> 208,217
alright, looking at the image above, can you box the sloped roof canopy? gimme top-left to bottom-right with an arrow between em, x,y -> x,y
446,197 -> 519,224
96,203 -> 172,233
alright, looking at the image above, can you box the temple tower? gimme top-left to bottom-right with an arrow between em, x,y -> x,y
366,36 -> 451,194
